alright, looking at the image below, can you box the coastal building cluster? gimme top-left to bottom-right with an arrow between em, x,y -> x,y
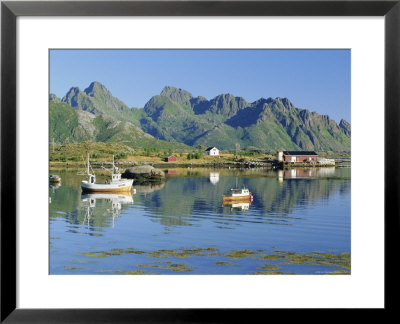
161,148 -> 335,165
276,150 -> 335,165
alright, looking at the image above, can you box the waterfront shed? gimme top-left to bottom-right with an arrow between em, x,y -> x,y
164,155 -> 177,162
280,151 -> 318,163
205,147 -> 220,156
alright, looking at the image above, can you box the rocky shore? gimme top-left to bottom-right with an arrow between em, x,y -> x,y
122,165 -> 165,183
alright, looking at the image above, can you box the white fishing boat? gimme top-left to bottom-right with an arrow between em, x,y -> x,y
81,155 -> 133,193
222,184 -> 253,203
49,174 -> 61,183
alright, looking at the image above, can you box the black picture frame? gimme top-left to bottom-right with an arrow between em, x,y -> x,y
1,0 -> 398,322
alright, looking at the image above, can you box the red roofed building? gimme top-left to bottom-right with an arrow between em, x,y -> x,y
164,155 -> 177,162
277,151 -> 318,163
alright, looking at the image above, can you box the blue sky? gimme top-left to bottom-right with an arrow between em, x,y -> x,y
50,49 -> 350,122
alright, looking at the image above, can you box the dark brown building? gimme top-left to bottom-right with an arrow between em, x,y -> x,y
164,155 -> 177,162
281,151 -> 318,163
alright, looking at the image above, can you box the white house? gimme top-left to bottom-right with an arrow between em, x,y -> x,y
205,147 -> 219,156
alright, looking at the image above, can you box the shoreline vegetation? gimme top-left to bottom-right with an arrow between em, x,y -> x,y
49,142 -> 351,172
74,247 -> 350,275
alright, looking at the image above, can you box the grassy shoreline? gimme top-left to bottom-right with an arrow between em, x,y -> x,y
49,159 -> 275,171
49,142 -> 351,171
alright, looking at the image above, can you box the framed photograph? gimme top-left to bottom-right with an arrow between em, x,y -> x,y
1,0 -> 398,321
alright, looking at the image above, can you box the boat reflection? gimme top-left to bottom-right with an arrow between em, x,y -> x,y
49,182 -> 62,190
222,201 -> 251,211
81,192 -> 133,227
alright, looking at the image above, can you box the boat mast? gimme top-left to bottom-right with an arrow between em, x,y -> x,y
112,155 -> 115,174
87,153 -> 90,175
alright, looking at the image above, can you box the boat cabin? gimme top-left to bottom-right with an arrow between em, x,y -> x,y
89,174 -> 96,184
231,188 -> 250,197
111,173 -> 122,182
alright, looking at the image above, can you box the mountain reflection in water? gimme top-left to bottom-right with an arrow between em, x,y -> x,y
49,167 -> 350,275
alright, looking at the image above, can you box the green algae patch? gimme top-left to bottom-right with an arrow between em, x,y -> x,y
213,261 -> 237,266
137,261 -> 193,272
276,251 -> 351,272
77,246 -> 217,260
114,270 -> 155,275
223,249 -> 350,274
125,248 -> 147,255
225,249 -> 255,259
148,249 -> 189,259
77,248 -> 146,258
64,266 -> 83,271
75,246 -> 350,274
77,251 -> 111,258
251,271 -> 287,275
324,270 -> 351,275
258,264 -> 281,270
148,247 -> 219,259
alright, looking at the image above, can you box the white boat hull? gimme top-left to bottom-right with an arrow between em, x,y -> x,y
81,192 -> 134,204
81,179 -> 133,193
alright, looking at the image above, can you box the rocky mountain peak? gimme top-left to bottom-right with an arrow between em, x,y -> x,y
84,81 -> 110,97
210,94 -> 248,113
160,86 -> 193,105
52,83 -> 351,152
49,93 -> 60,102
61,87 -> 82,106
280,97 -> 294,109
339,119 -> 351,136
64,86 -> 81,97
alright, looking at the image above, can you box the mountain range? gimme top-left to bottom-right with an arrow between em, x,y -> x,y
49,81 -> 351,152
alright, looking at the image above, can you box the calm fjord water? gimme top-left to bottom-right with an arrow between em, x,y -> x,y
49,167 -> 350,275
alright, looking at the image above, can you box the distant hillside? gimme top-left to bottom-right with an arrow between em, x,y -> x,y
50,82 -> 351,152
140,86 -> 351,151
49,99 -> 190,151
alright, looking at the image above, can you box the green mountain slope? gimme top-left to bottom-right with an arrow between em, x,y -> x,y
141,94 -> 215,144
49,99 -> 190,150
140,86 -> 351,151
61,81 -> 141,125
51,82 -> 351,152
50,101 -> 94,143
